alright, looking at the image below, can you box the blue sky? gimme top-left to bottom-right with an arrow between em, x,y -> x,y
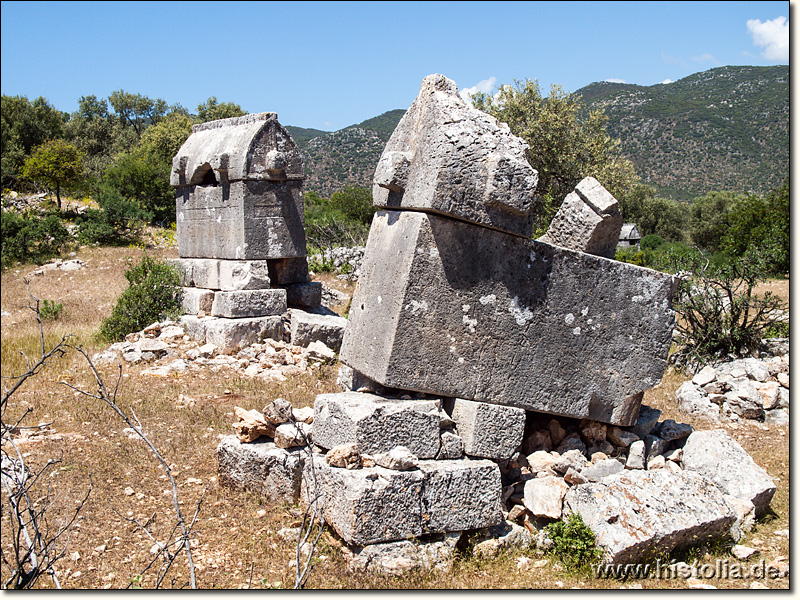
0,1 -> 790,131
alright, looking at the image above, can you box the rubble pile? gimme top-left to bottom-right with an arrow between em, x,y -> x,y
676,349 -> 789,425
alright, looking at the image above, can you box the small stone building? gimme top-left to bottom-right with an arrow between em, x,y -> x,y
617,223 -> 642,250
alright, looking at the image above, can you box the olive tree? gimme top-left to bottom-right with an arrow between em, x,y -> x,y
20,140 -> 84,210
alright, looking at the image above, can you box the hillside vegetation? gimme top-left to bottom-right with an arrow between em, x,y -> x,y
576,65 -> 789,201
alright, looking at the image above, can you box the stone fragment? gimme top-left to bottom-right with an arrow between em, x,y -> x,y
625,440 -> 646,470
473,521 -> 534,558
692,365 -> 717,387
526,450 -> 558,475
538,176 -> 623,258
446,398 -> 525,460
555,433 -> 587,456
274,422 -> 310,449
724,495 -> 756,541
564,469 -> 736,564
372,74 -> 538,238
580,458 -> 624,482
643,434 -> 669,459
564,468 -> 588,486
336,364 -> 382,393
292,406 -> 314,424
654,419 -> 693,442
625,404 -> 661,439
548,419 -> 566,446
777,373 -> 789,388
681,386 -> 721,420
741,358 -> 770,382
313,392 -> 441,458
306,340 -> 336,362
664,448 -> 682,462
290,310 -> 348,351
210,289 -> 287,318
182,287 -> 215,314
587,440 -> 615,457
606,427 -> 639,448
523,476 -> 568,519
682,429 -> 776,517
343,532 -> 461,576
217,435 -> 304,503
764,408 -> 789,426
579,420 -> 607,445
232,407 -> 275,443
523,429 -> 553,453
551,449 -> 588,475
172,113 -> 307,260
374,446 -> 418,470
731,545 -> 759,560
778,387 -> 789,408
340,210 -> 676,426
263,397 -> 293,425
436,431 -> 463,459
326,443 -> 362,469
755,381 -> 780,410
647,455 -> 666,470
664,460 -> 682,474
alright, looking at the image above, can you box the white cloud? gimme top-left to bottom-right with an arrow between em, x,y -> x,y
660,79 -> 674,84
604,78 -> 627,84
691,53 -> 721,64
747,16 -> 789,62
459,77 -> 497,103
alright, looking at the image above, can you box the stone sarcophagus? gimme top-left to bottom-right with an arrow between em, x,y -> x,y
171,112 -> 307,260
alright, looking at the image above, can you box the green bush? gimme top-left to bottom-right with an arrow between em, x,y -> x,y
1,209 -> 72,269
39,299 -> 64,321
328,186 -> 376,226
614,247 -> 646,267
76,187 -> 150,245
99,255 -> 183,342
545,513 -> 602,572
668,246 -> 788,366
304,190 -> 372,249
640,234 -> 664,251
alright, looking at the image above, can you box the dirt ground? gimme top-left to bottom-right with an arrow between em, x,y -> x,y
0,246 -> 790,589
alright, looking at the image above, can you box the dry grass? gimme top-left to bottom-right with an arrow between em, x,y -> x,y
0,247 -> 790,589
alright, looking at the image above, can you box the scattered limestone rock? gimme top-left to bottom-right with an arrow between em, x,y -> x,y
374,446 -> 418,471
326,444 -> 362,469
343,532 -> 461,575
523,476 -> 568,519
682,429 -> 776,517
580,458 -> 624,482
273,422 -> 311,449
232,407 -> 275,443
625,440 -> 646,470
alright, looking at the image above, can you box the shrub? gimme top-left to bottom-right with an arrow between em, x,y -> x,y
640,234 -> 664,251
76,187 -> 150,245
614,247 -> 645,267
545,513 -> 602,572
1,209 -> 72,269
39,299 -> 64,321
668,246 -> 788,367
99,255 -> 183,342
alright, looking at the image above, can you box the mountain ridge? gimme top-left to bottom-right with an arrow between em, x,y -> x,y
290,65 -> 788,201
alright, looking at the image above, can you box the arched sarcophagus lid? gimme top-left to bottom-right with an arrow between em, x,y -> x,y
170,112 -> 304,188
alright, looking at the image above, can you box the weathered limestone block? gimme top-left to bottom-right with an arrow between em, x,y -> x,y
219,260 -> 272,290
523,476 -> 568,519
284,282 -> 322,309
308,457 -> 501,545
437,431 -> 464,459
217,435 -> 304,503
682,429 -> 776,517
445,398 -> 525,460
172,113 -> 307,260
343,532 -> 461,575
290,310 -> 348,351
310,460 -> 425,545
313,392 -> 442,458
340,210 -> 676,425
564,469 -> 736,564
210,289 -> 287,318
538,177 -> 623,259
180,315 -> 282,351
169,258 -> 221,289
417,458 -> 502,533
181,287 -> 214,314
372,74 -> 538,238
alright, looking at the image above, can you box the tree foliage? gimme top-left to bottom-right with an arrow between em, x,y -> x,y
1,95 -> 67,188
20,140 -> 84,209
618,183 -> 688,242
1,210 -> 72,268
688,190 -> 743,252
472,79 -> 640,214
196,97 -> 246,123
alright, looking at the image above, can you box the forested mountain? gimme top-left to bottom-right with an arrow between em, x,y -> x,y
293,66 -> 788,202
575,65 -> 789,201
